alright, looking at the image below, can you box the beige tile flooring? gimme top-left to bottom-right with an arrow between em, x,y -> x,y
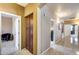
56,35 -> 79,50
9,35 -> 79,55
41,48 -> 64,55
16,46 -> 77,55
10,48 -> 32,55
41,44 -> 77,55
41,38 -> 79,55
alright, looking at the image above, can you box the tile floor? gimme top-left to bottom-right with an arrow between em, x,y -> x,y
41,44 -> 77,55
56,35 -> 79,51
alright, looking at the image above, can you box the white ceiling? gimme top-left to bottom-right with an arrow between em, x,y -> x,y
17,3 -> 28,7
44,3 -> 79,20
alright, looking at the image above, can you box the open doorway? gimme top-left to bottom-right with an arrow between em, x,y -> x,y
50,19 -> 54,47
0,12 -> 21,55
64,24 -> 79,50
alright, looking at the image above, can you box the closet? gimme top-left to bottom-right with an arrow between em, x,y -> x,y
25,13 -> 33,54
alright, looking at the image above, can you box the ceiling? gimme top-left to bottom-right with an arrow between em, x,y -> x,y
43,3 -> 79,19
16,3 -> 28,7
16,3 -> 79,20
17,3 -> 46,7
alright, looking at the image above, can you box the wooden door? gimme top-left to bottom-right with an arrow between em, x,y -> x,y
26,16 -> 30,50
25,13 -> 33,54
29,14 -> 33,53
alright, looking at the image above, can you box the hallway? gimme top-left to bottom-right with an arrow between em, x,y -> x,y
42,44 -> 78,55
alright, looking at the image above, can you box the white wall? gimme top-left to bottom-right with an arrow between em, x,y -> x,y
75,25 -> 78,37
40,5 -> 51,53
52,20 -> 57,42
64,25 -> 71,37
12,17 -> 19,50
12,16 -> 21,50
64,25 -> 78,36
51,19 -> 62,43
37,7 -> 41,54
2,16 -> 12,34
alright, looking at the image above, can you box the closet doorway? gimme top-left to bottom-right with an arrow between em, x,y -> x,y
0,11 -> 21,55
25,13 -> 33,54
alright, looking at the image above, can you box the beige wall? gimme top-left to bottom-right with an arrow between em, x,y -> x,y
2,16 -> 12,34
0,3 -> 25,49
64,19 -> 79,25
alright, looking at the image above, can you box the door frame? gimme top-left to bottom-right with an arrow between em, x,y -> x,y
0,11 -> 21,54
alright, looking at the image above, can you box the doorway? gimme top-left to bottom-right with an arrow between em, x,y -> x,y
50,20 -> 54,47
0,11 -> 21,55
25,13 -> 33,54
64,24 -> 79,50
